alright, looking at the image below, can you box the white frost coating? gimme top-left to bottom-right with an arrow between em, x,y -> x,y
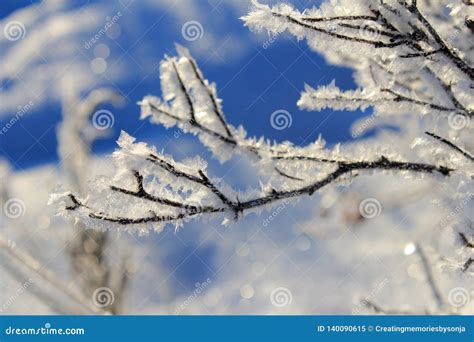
243,0 -> 473,122
139,44 -> 246,163
298,81 -> 385,112
52,1 -> 473,305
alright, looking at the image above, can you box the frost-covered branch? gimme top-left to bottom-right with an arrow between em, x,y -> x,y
425,131 -> 474,162
459,232 -> 474,273
406,1 -> 474,80
459,232 -> 474,249
139,45 -> 242,162
52,2 -> 471,253
52,129 -> 451,231
243,0 -> 473,120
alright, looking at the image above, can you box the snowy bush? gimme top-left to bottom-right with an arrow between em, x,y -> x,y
50,0 -> 473,312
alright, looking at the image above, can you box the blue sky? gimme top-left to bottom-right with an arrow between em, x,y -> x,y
0,0 -> 368,170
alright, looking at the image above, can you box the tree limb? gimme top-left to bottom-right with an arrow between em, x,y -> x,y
64,156 -> 451,226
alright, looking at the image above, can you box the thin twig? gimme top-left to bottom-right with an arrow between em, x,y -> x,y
416,244 -> 444,310
425,132 -> 474,162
